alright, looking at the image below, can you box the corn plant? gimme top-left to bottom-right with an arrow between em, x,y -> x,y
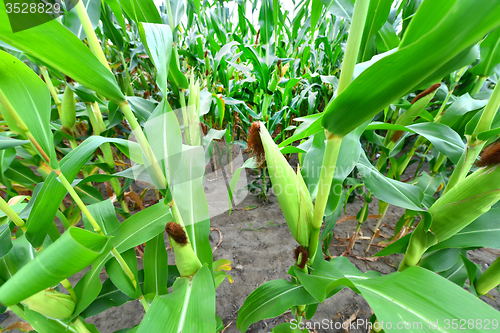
1,0 -> 500,332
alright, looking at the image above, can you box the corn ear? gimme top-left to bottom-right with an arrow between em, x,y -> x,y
61,86 -> 76,131
401,163 -> 500,270
475,256 -> 500,296
166,214 -> 202,277
21,289 -> 75,319
168,237 -> 202,277
258,123 -> 313,247
429,164 -> 500,242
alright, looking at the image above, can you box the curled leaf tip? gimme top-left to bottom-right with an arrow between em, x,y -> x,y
294,246 -> 309,269
165,222 -> 188,246
248,122 -> 265,167
476,142 -> 500,167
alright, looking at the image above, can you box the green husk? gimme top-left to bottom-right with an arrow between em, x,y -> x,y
258,123 -> 313,247
429,164 -> 500,242
475,256 -> 500,296
22,289 -> 75,320
169,237 -> 203,277
402,163 -> 500,270
169,205 -> 203,277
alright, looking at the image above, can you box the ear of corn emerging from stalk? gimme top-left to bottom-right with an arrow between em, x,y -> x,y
402,157 -> 500,269
166,213 -> 202,277
169,238 -> 202,277
475,256 -> 500,296
21,289 -> 75,319
252,122 -> 313,247
61,86 -> 76,131
429,164 -> 500,241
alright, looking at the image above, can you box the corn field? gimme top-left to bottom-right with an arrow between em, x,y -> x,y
1,0 -> 500,332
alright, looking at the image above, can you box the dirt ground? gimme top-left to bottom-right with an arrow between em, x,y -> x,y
3,159 -> 500,333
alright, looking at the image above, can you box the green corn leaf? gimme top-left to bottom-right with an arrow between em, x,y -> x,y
81,276 -> 134,318
366,122 -> 465,164
471,26 -> 500,77
105,248 -> 140,299
438,254 -> 469,287
101,2 -> 125,50
168,0 -> 187,28
0,136 -> 29,150
0,223 -> 12,259
0,227 -> 110,306
104,0 -> 127,34
358,0 -> 392,62
461,254 -> 482,296
0,50 -> 57,168
440,93 -> 488,128
25,308 -> 79,333
293,264 -> 351,303
322,0 -> 500,137
322,0 -> 354,21
143,101 -> 181,187
0,4 -> 125,104
63,0 -> 102,40
418,248 -> 463,273
72,203 -> 173,318
259,0 -> 274,44
4,159 -> 43,190
375,22 -> 400,53
117,0 -> 162,24
75,184 -> 105,205
86,203 -> 141,299
237,1 -> 248,36
311,0 -> 323,34
428,208 -> 500,251
237,279 -> 317,332
354,266 -> 500,331
357,151 -> 424,211
240,45 -> 269,91
26,136 -> 140,247
137,265 -> 216,333
143,233 -> 169,297
374,234 -> 411,257
301,131 -> 327,200
429,164 -> 500,242
278,114 -> 323,148
0,235 -> 36,284
84,200 -> 121,235
139,23 -> 173,96
326,122 -> 368,215
0,147 -> 16,193
168,54 -> 189,92
127,96 -> 157,123
172,145 -> 213,266
0,102 -> 25,139
297,258 -> 500,331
